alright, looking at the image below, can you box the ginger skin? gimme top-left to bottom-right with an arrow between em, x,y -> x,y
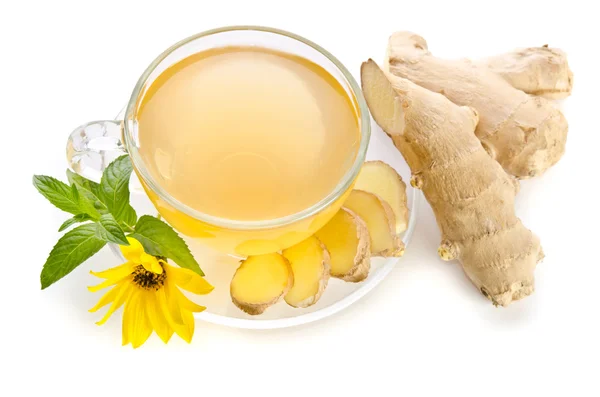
355,160 -> 409,234
478,45 -> 573,99
384,32 -> 568,179
315,208 -> 371,282
344,190 -> 404,257
230,253 -> 293,315
283,236 -> 331,308
361,60 -> 543,306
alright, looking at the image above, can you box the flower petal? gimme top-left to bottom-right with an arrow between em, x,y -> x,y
89,285 -> 119,313
173,307 -> 195,344
120,237 -> 144,263
88,278 -> 120,293
171,285 -> 206,313
96,280 -> 133,325
155,286 -> 182,345
140,253 -> 163,274
130,293 -> 153,349
145,290 -> 172,344
165,280 -> 196,343
121,289 -> 138,346
164,327 -> 175,343
90,262 -> 135,280
163,279 -> 184,325
166,264 -> 213,295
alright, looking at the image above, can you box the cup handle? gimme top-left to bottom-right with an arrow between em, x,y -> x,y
66,120 -> 127,183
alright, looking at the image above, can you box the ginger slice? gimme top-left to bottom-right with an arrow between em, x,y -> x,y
315,208 -> 371,282
230,253 -> 293,315
361,59 -> 542,306
355,160 -> 409,234
343,189 -> 404,257
282,236 -> 331,308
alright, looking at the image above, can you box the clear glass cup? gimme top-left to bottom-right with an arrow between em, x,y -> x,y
66,26 -> 371,256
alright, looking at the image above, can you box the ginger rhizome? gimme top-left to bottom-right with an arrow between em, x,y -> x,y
361,59 -> 543,306
283,236 -> 331,308
315,208 -> 371,282
230,253 -> 293,315
384,32 -> 568,179
478,45 -> 573,99
355,160 -> 409,234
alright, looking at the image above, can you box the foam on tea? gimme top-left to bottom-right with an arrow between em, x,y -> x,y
136,46 -> 360,221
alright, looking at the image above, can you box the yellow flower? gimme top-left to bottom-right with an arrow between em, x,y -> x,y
88,237 -> 213,348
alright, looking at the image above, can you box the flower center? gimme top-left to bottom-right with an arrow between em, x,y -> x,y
132,264 -> 166,290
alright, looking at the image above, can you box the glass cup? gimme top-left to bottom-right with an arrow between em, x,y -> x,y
66,26 -> 370,256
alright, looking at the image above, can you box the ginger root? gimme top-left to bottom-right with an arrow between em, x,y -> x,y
315,208 -> 371,282
361,59 -> 543,306
478,45 -> 573,99
344,190 -> 404,257
384,31 -> 568,179
283,236 -> 331,308
355,160 -> 409,234
230,253 -> 293,315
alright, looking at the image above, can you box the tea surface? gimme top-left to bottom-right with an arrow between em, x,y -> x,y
137,46 -> 360,221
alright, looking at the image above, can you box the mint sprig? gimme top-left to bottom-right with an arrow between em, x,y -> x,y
41,223 -> 107,289
34,155 -> 206,289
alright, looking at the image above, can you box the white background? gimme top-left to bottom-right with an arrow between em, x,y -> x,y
2,0 -> 599,395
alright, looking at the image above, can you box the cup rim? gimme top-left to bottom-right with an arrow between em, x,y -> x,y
123,25 -> 371,230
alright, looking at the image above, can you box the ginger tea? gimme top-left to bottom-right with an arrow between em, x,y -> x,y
137,46 -> 360,222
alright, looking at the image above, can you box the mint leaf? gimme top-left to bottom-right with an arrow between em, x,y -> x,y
58,214 -> 92,232
67,169 -> 101,198
120,207 -> 137,232
73,184 -> 108,220
33,175 -> 81,215
99,156 -> 137,228
71,183 -> 80,201
95,214 -> 129,245
33,175 -> 108,221
41,223 -> 106,289
131,215 -> 204,276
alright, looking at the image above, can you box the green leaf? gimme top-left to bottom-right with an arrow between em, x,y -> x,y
71,183 -> 80,201
41,223 -> 107,289
95,214 -> 129,245
33,174 -> 107,221
99,156 -> 137,227
117,206 -> 137,233
67,169 -> 101,198
73,184 -> 108,220
66,169 -> 109,220
58,214 -> 93,232
130,215 -> 204,276
33,175 -> 81,215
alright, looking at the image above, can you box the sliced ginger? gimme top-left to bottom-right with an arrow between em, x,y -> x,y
344,189 -> 404,257
355,161 -> 409,234
315,208 -> 371,282
282,236 -> 331,308
230,253 -> 293,315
